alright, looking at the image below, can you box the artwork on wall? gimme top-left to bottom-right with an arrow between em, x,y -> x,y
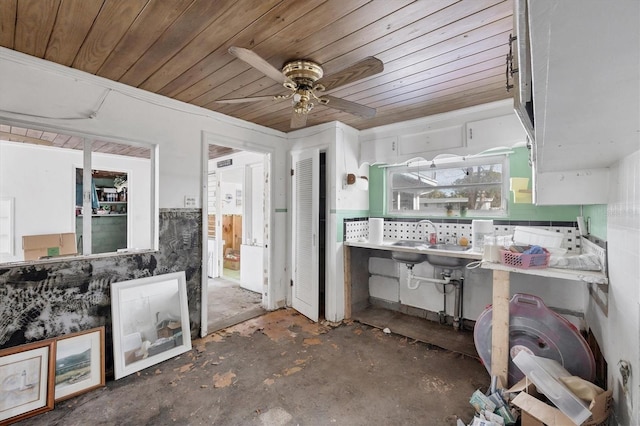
111,271 -> 192,380
54,327 -> 105,402
0,340 -> 55,424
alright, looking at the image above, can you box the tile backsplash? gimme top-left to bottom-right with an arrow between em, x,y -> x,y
344,218 -> 581,252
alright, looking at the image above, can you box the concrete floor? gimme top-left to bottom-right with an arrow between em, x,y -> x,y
208,277 -> 265,332
19,309 -> 489,426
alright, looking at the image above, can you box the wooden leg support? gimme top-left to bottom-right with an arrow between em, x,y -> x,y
491,269 -> 511,388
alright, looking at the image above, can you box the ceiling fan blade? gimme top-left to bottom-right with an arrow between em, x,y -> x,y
322,95 -> 376,118
228,46 -> 293,86
290,111 -> 308,129
317,57 -> 383,91
215,95 -> 279,104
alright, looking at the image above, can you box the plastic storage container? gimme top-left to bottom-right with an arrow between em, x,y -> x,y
471,219 -> 494,252
513,226 -> 564,248
500,248 -> 550,269
473,293 -> 595,387
512,351 -> 592,425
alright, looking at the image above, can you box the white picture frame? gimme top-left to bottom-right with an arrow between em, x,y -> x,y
111,272 -> 192,380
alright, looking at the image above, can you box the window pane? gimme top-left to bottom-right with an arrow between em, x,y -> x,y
387,157 -> 507,216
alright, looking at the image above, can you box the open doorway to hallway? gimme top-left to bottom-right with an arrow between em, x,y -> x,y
206,145 -> 268,332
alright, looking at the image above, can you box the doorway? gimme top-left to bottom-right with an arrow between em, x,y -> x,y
205,147 -> 268,332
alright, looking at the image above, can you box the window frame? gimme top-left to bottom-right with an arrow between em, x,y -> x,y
385,154 -> 510,218
0,125 -> 158,265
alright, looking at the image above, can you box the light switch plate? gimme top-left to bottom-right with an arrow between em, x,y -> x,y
184,196 -> 197,208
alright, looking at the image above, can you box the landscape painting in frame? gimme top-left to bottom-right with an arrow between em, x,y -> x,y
0,340 -> 55,424
54,327 -> 105,401
111,271 -> 192,379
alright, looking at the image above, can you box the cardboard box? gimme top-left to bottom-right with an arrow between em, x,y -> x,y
224,248 -> 240,270
513,388 -> 612,426
22,232 -> 77,260
223,258 -> 240,270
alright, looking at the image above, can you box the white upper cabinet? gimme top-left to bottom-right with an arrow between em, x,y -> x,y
359,136 -> 397,165
397,125 -> 463,160
359,100 -> 522,166
525,0 -> 639,204
465,115 -> 526,150
528,0 -> 639,174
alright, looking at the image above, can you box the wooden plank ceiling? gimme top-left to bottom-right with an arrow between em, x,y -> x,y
0,0 -> 513,149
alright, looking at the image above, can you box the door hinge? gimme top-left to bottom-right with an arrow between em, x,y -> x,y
290,279 -> 293,287
291,169 -> 294,176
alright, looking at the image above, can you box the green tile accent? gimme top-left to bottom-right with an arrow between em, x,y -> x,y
583,204 -> 607,239
275,208 -> 287,213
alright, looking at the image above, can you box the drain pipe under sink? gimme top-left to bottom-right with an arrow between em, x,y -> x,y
406,266 -> 451,289
452,277 -> 464,331
405,265 -> 464,331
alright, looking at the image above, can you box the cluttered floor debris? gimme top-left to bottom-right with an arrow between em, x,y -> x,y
19,309 -> 490,426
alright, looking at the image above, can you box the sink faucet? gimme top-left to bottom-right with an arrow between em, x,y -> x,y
416,220 -> 438,245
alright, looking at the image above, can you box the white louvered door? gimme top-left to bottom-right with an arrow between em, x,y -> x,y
291,149 -> 319,322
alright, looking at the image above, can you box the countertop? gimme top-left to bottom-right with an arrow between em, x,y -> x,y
343,239 -> 483,261
344,239 -> 608,284
480,261 -> 608,284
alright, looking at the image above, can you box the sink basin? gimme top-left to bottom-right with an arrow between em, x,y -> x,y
426,244 -> 470,268
390,240 -> 428,265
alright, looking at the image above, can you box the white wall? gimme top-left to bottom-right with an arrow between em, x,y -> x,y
209,151 -> 266,243
0,48 -> 289,311
219,182 -> 243,215
586,149 -> 640,425
248,162 -> 265,246
0,141 -> 151,262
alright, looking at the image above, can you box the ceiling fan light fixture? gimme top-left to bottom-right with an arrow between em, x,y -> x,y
223,47 -> 384,128
282,60 -> 323,84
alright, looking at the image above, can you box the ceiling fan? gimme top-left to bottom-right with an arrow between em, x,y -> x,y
216,47 -> 384,129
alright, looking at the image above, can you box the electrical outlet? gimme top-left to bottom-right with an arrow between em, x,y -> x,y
184,196 -> 197,208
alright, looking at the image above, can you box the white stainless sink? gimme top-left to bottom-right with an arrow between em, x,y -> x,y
390,240 -> 428,265
426,244 -> 470,268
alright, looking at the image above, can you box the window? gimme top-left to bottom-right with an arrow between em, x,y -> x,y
386,155 -> 508,217
0,124 -> 156,264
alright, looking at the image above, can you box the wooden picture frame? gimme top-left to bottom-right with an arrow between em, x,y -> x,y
54,327 -> 105,402
0,340 -> 55,424
111,271 -> 192,380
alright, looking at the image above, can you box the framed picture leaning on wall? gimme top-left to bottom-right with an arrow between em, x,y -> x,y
54,327 -> 105,402
111,271 -> 192,380
0,340 -> 56,424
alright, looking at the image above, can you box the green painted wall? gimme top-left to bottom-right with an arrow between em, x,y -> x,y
369,147 -> 582,222
508,147 -> 581,221
368,166 -> 386,218
583,204 -> 607,239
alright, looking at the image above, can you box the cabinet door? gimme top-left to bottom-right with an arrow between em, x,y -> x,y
359,136 -> 397,164
397,125 -> 463,160
465,115 -> 526,150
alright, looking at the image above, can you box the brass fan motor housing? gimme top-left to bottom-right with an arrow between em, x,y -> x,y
282,60 -> 323,89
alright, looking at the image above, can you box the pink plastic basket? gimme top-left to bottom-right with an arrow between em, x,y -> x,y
499,249 -> 550,269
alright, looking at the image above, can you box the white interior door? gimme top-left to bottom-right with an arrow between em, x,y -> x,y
292,149 -> 319,322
